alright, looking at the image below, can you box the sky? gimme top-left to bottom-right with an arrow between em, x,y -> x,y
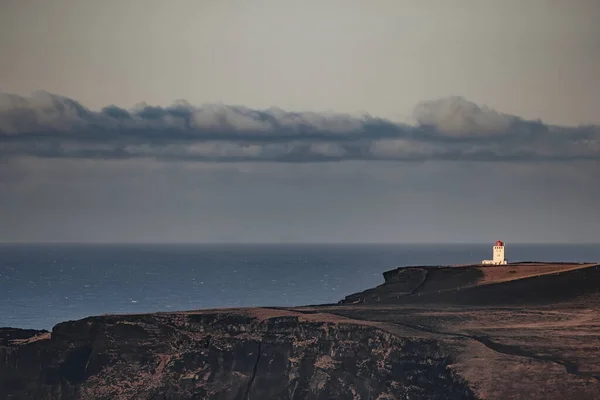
0,0 -> 599,243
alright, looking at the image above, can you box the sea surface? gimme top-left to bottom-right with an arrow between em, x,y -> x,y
1,243 -> 599,329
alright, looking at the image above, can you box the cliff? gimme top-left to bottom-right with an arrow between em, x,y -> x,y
1,309 -> 473,400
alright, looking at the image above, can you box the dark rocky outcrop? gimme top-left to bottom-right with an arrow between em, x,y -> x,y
343,267 -> 428,304
1,310 -> 474,400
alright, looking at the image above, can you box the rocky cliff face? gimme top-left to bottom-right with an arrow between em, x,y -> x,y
1,309 -> 474,400
342,267 -> 429,304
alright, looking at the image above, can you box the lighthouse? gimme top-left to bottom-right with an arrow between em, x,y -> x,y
482,240 -> 508,265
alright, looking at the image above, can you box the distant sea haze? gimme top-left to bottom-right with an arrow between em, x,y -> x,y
1,243 -> 599,329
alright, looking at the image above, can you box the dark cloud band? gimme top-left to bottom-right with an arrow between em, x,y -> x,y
1,91 -> 598,163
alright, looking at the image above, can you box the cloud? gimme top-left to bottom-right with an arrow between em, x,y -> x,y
1,91 -> 599,163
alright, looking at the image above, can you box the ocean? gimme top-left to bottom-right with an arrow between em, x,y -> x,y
1,243 -> 599,329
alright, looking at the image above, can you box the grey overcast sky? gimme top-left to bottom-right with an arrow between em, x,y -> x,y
0,0 -> 599,243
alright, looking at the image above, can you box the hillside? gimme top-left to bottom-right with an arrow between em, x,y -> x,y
341,263 -> 599,305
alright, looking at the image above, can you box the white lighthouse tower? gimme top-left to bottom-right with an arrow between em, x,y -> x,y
482,240 -> 508,265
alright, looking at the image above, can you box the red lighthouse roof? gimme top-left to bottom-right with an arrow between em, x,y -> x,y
495,240 -> 504,246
